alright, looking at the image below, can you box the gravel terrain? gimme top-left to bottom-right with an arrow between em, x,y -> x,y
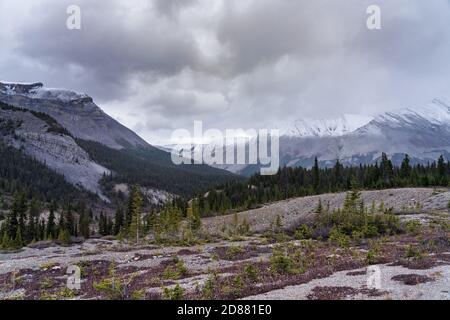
0,188 -> 448,300
203,188 -> 450,234
243,263 -> 450,300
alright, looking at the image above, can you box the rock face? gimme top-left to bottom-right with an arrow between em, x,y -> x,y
0,81 -> 148,150
0,107 -> 110,201
113,183 -> 174,206
0,81 -> 152,201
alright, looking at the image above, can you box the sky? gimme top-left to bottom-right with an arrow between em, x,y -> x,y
1,0 -> 450,144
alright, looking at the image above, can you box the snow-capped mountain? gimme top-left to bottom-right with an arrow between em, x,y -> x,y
362,98 -> 450,132
0,81 -> 89,102
223,99 -> 450,176
278,114 -> 374,137
0,81 -> 148,150
288,99 -> 450,167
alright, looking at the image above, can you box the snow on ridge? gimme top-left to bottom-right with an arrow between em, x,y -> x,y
279,114 -> 374,138
0,81 -> 89,102
374,98 -> 450,127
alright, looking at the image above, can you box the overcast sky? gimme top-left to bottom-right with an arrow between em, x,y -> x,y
1,0 -> 450,144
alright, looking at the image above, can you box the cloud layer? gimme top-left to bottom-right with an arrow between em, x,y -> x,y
1,0 -> 450,144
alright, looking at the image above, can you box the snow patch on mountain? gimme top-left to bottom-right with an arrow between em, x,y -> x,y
0,81 -> 89,102
372,98 -> 450,128
276,114 -> 374,137
0,81 -> 149,150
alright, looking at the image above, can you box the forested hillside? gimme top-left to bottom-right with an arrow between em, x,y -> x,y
0,142 -> 94,204
77,139 -> 240,198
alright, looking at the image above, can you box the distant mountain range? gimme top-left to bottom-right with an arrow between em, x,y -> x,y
277,98 -> 450,170
187,99 -> 450,176
0,81 -> 236,204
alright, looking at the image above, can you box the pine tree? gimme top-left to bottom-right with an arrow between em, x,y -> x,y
114,208 -> 124,235
187,199 -> 201,232
64,203 -> 75,236
14,192 -> 28,237
380,153 -> 394,186
58,208 -> 65,238
7,191 -> 27,241
27,198 -> 40,242
400,154 -> 411,180
125,187 -> 137,228
79,211 -> 90,239
99,212 -> 107,236
129,190 -> 143,243
333,159 -> 343,189
313,157 -> 320,193
6,214 -> 16,243
57,228 -> 71,246
46,204 -> 56,240
437,155 -> 447,185
14,227 -> 23,248
1,231 -> 11,249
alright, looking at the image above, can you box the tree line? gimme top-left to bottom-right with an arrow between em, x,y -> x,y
197,153 -> 450,217
0,193 -> 94,249
0,187 -> 202,250
1,153 -> 449,250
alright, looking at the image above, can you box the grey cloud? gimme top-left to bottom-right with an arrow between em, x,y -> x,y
154,0 -> 198,17
1,0 -> 450,144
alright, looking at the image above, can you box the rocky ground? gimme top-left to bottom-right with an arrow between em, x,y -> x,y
0,188 -> 449,300
203,188 -> 450,234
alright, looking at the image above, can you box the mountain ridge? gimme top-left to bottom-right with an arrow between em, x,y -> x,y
0,82 -> 238,204
0,81 -> 148,150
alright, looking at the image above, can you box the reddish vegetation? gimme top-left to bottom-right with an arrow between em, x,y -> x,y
307,286 -> 386,300
391,274 -> 435,286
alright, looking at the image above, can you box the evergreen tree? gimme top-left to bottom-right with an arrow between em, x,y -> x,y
14,227 -> 23,248
99,212 -> 108,236
113,208 -> 124,235
1,230 -> 11,249
380,153 -> 394,186
129,190 -> 143,243
64,203 -> 75,236
437,155 -> 447,185
46,203 -> 57,240
313,157 -> 320,192
57,228 -> 71,246
187,199 -> 201,232
78,210 -> 90,239
125,187 -> 137,228
27,198 -> 40,242
7,192 -> 27,241
400,154 -> 411,180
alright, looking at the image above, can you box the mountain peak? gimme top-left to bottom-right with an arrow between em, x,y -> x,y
0,81 -> 90,102
0,80 -> 149,150
372,98 -> 450,128
278,114 -> 374,138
